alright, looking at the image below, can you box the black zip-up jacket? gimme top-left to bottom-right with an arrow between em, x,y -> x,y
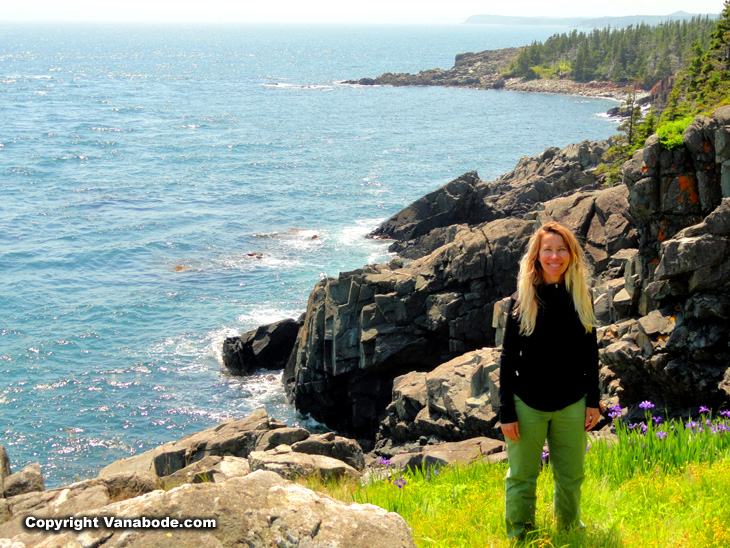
499,282 -> 600,424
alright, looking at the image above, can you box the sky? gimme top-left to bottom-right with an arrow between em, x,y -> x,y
0,0 -> 726,24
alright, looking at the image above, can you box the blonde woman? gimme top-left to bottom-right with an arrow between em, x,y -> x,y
499,222 -> 601,541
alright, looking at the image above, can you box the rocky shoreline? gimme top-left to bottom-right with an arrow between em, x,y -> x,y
344,46 -> 631,102
225,106 -> 730,448
3,103 -> 729,548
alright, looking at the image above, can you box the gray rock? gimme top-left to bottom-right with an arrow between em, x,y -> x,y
223,317 -> 302,375
285,218 -> 534,438
376,348 -> 501,446
0,473 -> 158,539
160,455 -> 251,490
3,463 -> 44,498
371,171 -> 483,242
98,408 -> 288,478
291,432 -> 366,471
385,437 -> 506,471
3,470 -> 417,548
0,446 -> 10,495
248,445 -> 361,480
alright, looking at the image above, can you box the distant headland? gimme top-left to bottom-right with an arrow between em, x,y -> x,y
464,11 -> 718,28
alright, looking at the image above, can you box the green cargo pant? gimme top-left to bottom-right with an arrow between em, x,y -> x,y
504,395 -> 587,539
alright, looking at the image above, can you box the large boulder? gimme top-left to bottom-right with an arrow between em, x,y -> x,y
387,437 -> 506,471
2,471 -> 417,548
160,455 -> 251,490
376,348 -> 502,449
0,471 -> 160,539
291,432 -> 366,471
3,463 -> 44,498
98,408 -> 307,478
248,445 -> 360,480
223,317 -> 302,375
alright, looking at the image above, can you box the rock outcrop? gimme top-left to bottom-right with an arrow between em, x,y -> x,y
283,217 -> 535,438
372,140 -> 614,259
283,138 -> 641,439
0,471 -> 161,540
2,470 -> 416,548
345,47 -> 522,89
277,106 -> 730,446
345,47 -> 625,100
223,317 -> 302,375
2,463 -> 44,499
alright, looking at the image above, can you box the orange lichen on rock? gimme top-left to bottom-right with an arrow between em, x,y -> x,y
703,140 -> 711,152
678,175 -> 700,204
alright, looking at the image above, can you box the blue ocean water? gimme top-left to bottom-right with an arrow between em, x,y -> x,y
1,23 -> 618,487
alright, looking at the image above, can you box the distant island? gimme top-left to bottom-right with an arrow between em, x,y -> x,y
465,11 -> 718,28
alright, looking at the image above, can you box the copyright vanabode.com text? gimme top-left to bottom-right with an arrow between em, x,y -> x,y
25,516 -> 217,531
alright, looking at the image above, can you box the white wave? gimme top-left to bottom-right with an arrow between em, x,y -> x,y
207,326 -> 242,366
263,83 -> 334,91
594,112 -> 623,123
235,306 -> 302,329
293,412 -> 331,432
336,218 -> 380,243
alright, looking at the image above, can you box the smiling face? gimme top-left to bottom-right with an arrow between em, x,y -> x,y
538,231 -> 571,284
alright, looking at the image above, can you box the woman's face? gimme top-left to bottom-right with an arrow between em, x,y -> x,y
538,232 -> 571,284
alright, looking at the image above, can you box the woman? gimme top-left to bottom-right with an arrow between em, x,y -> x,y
499,222 -> 601,540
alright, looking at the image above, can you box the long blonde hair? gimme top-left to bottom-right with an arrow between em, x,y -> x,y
514,222 -> 595,336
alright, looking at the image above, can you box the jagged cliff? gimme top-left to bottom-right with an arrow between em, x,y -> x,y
278,107 -> 729,443
222,107 -> 730,452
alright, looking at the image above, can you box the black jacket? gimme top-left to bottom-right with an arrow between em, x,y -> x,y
499,282 -> 600,424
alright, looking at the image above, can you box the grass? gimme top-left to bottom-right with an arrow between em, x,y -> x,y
296,406 -> 730,547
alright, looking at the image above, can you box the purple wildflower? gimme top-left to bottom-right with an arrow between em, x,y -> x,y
641,423 -> 648,435
393,477 -> 407,489
608,404 -> 622,419
656,431 -> 668,440
720,410 -> 730,419
541,450 -> 549,461
639,401 -> 655,410
652,416 -> 663,425
699,406 -> 711,414
685,421 -> 699,430
377,457 -> 392,467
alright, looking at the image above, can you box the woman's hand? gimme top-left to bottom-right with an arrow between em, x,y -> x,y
501,421 -> 520,442
585,407 -> 600,431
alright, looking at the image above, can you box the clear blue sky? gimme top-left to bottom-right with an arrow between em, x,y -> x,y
1,0 -> 726,24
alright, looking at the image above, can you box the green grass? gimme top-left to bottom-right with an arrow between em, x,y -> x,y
297,410 -> 730,547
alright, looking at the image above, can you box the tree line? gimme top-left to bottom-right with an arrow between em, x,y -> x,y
507,17 -> 718,88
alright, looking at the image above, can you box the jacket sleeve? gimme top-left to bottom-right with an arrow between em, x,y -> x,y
585,327 -> 600,409
499,297 -> 520,424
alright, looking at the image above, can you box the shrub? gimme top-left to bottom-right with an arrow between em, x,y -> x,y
656,116 -> 694,150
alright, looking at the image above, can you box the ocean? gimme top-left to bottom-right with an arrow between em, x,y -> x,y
1,22 -> 618,488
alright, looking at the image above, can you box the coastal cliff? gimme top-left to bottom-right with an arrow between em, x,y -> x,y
262,107 -> 729,445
